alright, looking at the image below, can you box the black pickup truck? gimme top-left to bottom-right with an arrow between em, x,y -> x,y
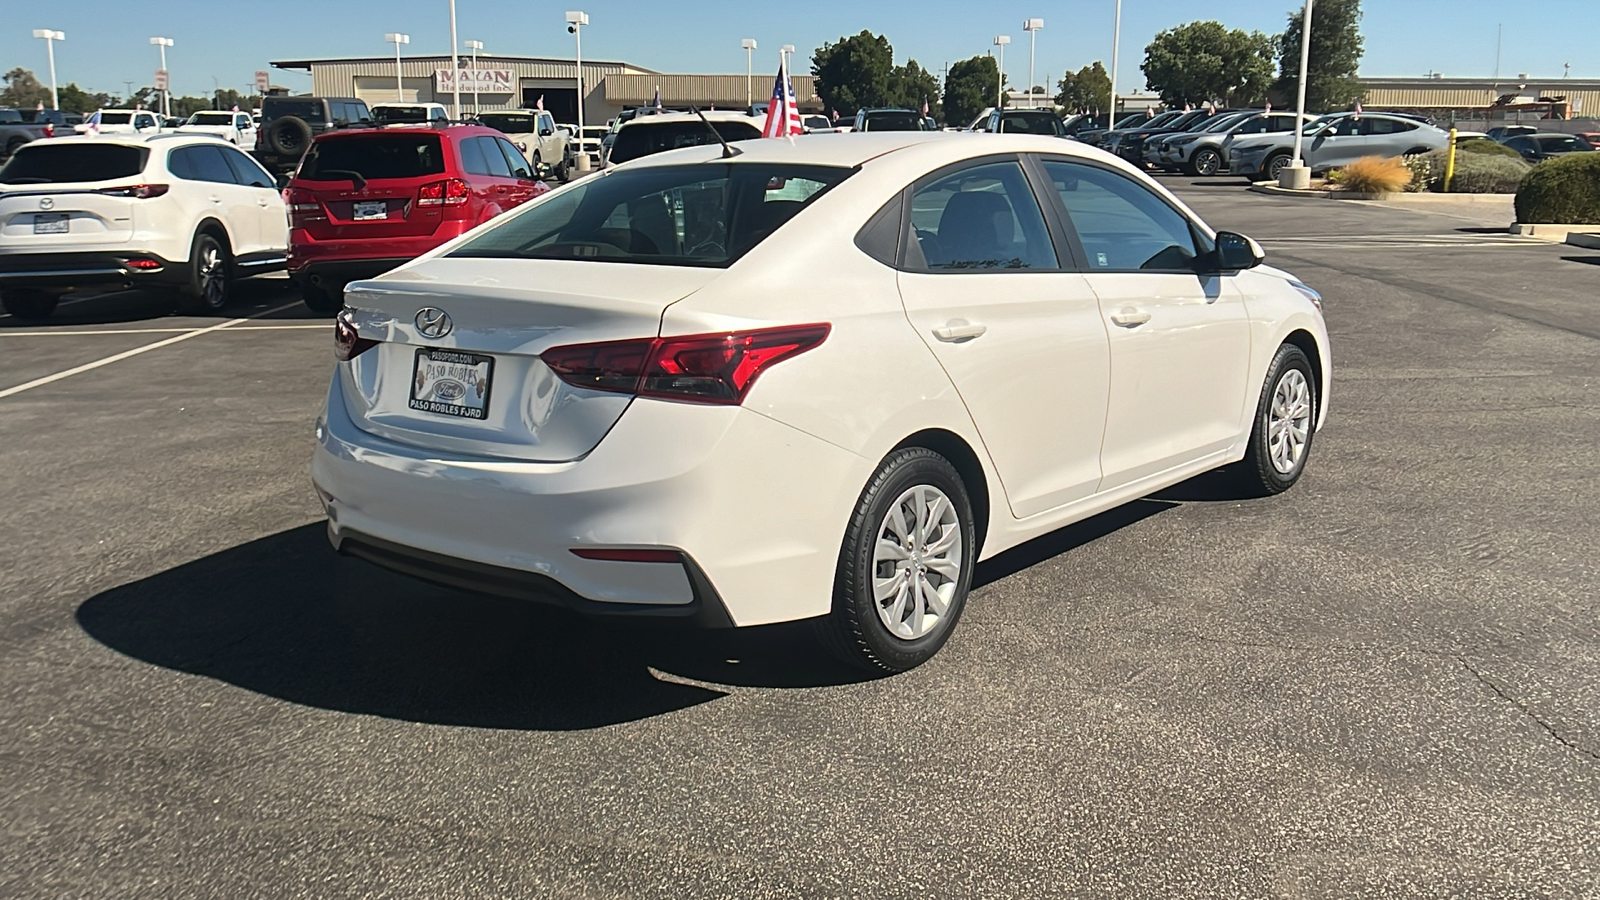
0,108 -> 65,162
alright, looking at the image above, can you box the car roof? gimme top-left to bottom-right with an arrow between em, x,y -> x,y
29,133 -> 225,149
618,111 -> 760,127
311,123 -> 493,142
619,131 -> 1109,171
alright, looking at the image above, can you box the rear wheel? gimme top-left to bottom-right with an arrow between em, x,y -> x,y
819,448 -> 976,674
1,289 -> 60,321
174,232 -> 232,315
1235,343 -> 1317,496
2,138 -> 26,164
298,279 -> 342,315
1190,148 -> 1223,176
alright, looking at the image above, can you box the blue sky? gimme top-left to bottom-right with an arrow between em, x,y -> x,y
2,0 -> 1595,101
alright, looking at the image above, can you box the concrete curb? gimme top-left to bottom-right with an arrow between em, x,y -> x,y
1248,183 -> 1517,204
1567,232 -> 1600,250
1511,223 -> 1600,241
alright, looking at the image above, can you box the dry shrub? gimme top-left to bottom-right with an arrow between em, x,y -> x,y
1328,156 -> 1413,193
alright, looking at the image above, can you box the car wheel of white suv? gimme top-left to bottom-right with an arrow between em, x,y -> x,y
176,232 -> 232,315
822,448 -> 976,674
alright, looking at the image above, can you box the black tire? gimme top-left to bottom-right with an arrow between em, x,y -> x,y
1405,146 -> 1430,157
1,289 -> 60,321
174,231 -> 232,315
554,156 -> 570,182
1234,344 -> 1317,496
1190,148 -> 1223,177
298,279 -> 342,316
1265,152 -> 1293,182
2,137 -> 27,164
819,447 -> 977,674
267,115 -> 313,158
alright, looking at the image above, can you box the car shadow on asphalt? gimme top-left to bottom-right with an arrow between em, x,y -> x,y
75,472 -> 1247,730
1560,255 -> 1600,267
0,277 -> 308,329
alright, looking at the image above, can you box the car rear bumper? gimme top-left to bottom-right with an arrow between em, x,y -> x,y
288,225 -> 471,282
311,376 -> 870,628
0,250 -> 190,292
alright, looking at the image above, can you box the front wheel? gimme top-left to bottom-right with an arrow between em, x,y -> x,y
820,448 -> 976,674
1235,344 -> 1317,496
1190,148 -> 1223,177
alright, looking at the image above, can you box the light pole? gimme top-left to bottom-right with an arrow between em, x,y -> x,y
993,35 -> 1010,109
1109,0 -> 1123,121
464,40 -> 483,115
781,44 -> 795,80
149,37 -> 173,118
384,33 -> 410,101
1284,0 -> 1315,188
742,38 -> 757,110
448,0 -> 460,121
566,11 -> 589,171
32,30 -> 64,110
1023,19 -> 1043,109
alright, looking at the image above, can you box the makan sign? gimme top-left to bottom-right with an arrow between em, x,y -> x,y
435,69 -> 515,93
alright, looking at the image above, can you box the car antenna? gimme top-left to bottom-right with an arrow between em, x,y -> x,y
690,106 -> 741,159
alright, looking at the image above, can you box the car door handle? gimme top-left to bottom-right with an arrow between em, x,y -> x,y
932,322 -> 987,342
1110,309 -> 1152,328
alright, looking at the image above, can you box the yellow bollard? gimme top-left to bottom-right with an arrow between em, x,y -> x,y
1443,127 -> 1458,193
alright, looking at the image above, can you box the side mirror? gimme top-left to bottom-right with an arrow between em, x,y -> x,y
514,140 -> 528,151
1210,231 -> 1264,272
539,127 -> 554,136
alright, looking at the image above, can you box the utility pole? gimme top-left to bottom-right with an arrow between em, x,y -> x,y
742,38 -> 757,110
33,30 -> 64,110
448,0 -> 460,120
993,35 -> 1010,109
1024,19 -> 1043,110
1284,0 -> 1315,188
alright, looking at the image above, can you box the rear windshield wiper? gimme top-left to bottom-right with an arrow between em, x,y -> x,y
320,169 -> 368,190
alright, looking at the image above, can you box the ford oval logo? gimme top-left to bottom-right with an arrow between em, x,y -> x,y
414,307 -> 452,339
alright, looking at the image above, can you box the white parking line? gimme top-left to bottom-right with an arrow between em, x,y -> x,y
0,301 -> 303,400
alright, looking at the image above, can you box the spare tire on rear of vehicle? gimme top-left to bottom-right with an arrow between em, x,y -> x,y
268,116 -> 314,158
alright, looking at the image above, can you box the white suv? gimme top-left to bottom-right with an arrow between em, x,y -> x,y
74,109 -> 167,135
0,134 -> 288,319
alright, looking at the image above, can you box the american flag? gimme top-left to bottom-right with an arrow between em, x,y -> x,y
761,55 -> 802,138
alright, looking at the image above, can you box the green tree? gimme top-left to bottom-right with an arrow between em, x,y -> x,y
943,55 -> 1002,127
886,59 -> 942,123
812,30 -> 894,116
56,84 -> 117,114
1055,61 -> 1112,113
1141,21 -> 1276,107
1276,0 -> 1365,112
0,68 -> 50,109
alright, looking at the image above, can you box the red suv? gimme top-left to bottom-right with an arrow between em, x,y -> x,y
286,124 -> 549,313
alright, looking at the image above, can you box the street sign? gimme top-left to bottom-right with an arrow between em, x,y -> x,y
255,70 -> 270,93
154,69 -> 169,91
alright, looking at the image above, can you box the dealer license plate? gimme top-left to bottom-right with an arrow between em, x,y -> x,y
352,200 -> 388,221
409,348 -> 494,420
33,213 -> 69,234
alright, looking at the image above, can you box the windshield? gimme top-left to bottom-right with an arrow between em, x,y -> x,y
298,134 -> 446,181
450,163 -> 851,268
996,113 -> 1065,135
1133,112 -> 1181,129
0,143 -> 149,184
479,113 -> 538,133
187,112 -> 234,125
1201,113 -> 1251,133
608,120 -> 762,165
863,112 -> 925,132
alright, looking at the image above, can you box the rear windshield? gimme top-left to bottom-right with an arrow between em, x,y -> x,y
373,106 -> 438,124
608,120 -> 762,165
98,113 -> 133,125
266,100 -> 325,124
189,112 -> 234,125
479,113 -> 539,133
0,144 -> 149,184
298,134 -> 446,181
863,112 -> 924,132
450,163 -> 851,268
996,113 -> 1065,135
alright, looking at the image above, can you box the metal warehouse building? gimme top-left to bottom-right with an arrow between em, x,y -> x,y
1361,76 -> 1600,122
271,55 -> 821,125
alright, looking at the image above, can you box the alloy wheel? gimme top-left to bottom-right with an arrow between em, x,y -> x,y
871,485 -> 963,641
200,244 -> 226,308
1268,369 -> 1312,475
1194,149 -> 1221,176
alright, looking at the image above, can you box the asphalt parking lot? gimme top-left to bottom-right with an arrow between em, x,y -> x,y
3,182 -> 1598,899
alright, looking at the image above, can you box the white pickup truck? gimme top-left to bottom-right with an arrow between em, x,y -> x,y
474,109 -> 568,180
74,109 -> 167,135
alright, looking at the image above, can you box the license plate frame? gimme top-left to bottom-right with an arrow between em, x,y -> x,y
351,200 -> 388,221
408,348 -> 495,420
33,213 -> 69,235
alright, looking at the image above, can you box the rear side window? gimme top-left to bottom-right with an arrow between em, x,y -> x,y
608,121 -> 762,165
906,161 -> 1057,271
1540,136 -> 1589,152
299,134 -> 446,181
493,139 -> 532,179
1363,118 -> 1416,135
0,144 -> 149,184
450,163 -> 851,267
220,146 -> 275,188
474,137 -> 512,177
172,145 -> 239,184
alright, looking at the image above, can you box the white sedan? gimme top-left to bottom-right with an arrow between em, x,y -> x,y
312,133 -> 1330,672
176,110 -> 257,145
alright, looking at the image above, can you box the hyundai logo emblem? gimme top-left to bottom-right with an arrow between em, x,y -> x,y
39,198 -> 53,210
414,307 -> 452,339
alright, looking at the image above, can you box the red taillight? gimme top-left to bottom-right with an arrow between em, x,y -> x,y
540,324 -> 830,405
570,548 -> 683,563
125,258 -> 162,269
333,310 -> 378,362
96,183 -> 169,199
417,178 -> 470,207
285,187 -> 324,223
